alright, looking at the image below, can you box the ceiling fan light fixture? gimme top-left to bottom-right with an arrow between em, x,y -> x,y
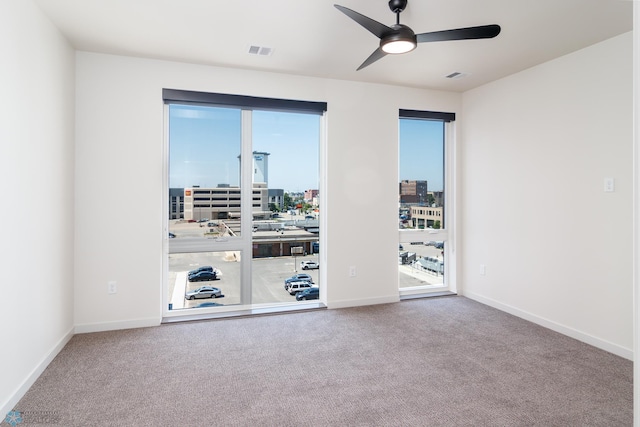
380,24 -> 417,54
381,39 -> 416,54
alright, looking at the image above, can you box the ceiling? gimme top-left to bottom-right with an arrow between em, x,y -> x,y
34,0 -> 633,92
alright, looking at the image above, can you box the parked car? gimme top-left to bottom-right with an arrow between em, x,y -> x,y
188,266 -> 213,276
185,286 -> 221,300
284,273 -> 314,289
286,280 -> 313,295
300,261 -> 319,270
296,287 -> 319,301
188,266 -> 222,280
168,232 -> 176,238
188,270 -> 218,282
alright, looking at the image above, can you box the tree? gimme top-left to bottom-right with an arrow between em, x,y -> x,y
269,203 -> 280,212
426,194 -> 435,206
433,220 -> 441,229
283,193 -> 292,210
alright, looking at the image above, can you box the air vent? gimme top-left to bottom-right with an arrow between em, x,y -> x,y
248,45 -> 273,56
446,72 -> 468,79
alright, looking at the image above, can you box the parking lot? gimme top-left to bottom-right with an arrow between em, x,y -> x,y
167,230 -> 446,310
168,252 -> 320,310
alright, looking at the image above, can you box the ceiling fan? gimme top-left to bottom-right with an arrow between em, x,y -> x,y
334,0 -> 501,70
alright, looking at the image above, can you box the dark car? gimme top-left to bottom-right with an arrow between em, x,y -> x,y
185,286 -> 221,300
284,273 -> 314,289
296,287 -> 319,301
188,266 -> 213,276
188,270 -> 217,282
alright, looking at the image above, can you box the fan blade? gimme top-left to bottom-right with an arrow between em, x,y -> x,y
416,24 -> 501,43
356,47 -> 387,71
334,4 -> 393,39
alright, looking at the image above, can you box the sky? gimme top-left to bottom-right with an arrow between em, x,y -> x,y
399,118 -> 444,191
169,104 -> 444,193
169,104 -> 320,192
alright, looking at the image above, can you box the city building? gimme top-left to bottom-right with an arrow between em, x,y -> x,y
184,183 -> 270,221
250,151 -> 270,185
399,180 -> 428,204
169,188 -> 184,220
304,189 -> 318,201
237,151 -> 270,185
251,227 -> 318,258
268,188 -> 285,211
410,206 -> 443,229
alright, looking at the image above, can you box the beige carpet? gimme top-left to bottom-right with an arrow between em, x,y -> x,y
4,296 -> 632,426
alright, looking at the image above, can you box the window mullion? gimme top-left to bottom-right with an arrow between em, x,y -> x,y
240,109 -> 253,305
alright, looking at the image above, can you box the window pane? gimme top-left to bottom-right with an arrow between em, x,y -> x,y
250,110 -> 320,305
399,119 -> 444,230
168,251 -> 241,310
398,241 -> 445,287
168,104 -> 243,237
166,101 -> 322,313
399,117 -> 446,291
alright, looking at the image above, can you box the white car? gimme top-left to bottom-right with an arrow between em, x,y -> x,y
185,286 -> 222,300
300,261 -> 319,270
286,281 -> 313,295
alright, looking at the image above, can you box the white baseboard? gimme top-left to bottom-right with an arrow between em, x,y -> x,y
327,294 -> 400,310
74,317 -> 161,334
464,291 -> 633,360
1,327 -> 74,422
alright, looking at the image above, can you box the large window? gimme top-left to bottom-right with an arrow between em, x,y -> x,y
398,110 -> 455,295
163,90 -> 326,318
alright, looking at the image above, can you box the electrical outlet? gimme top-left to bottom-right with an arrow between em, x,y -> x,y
479,265 -> 486,276
108,281 -> 117,294
349,266 -> 357,277
604,177 -> 615,192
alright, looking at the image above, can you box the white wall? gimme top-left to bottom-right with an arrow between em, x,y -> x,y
73,52 -> 461,330
0,0 -> 75,417
460,32 -> 633,358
